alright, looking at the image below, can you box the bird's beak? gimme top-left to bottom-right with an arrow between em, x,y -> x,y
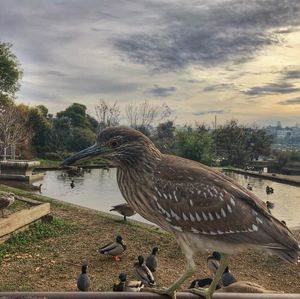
61,144 -> 109,166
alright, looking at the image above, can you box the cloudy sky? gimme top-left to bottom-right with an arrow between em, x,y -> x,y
1,0 -> 300,126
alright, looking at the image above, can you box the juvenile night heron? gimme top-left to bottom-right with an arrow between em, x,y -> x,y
62,126 -> 300,299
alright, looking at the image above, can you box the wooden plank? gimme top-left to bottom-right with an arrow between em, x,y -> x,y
0,202 -> 50,238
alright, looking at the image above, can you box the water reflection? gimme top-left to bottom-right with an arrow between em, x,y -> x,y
2,168 -> 300,228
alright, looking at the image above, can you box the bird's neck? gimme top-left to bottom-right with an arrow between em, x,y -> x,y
119,143 -> 162,174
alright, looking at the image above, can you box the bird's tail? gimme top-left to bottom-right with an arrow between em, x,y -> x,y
261,217 -> 300,264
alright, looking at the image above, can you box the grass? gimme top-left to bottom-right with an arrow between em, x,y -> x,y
0,218 -> 79,263
37,159 -> 61,167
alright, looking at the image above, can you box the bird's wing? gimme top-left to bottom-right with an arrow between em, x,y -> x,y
100,242 -> 122,255
146,255 -> 157,271
0,197 -> 11,209
134,265 -> 155,285
153,155 -> 299,261
207,258 -> 220,274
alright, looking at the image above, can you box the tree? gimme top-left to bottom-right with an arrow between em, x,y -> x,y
153,120 -> 175,153
0,42 -> 23,106
213,120 -> 272,167
47,116 -> 72,152
26,106 -> 51,156
57,103 -> 89,128
0,104 -> 32,160
67,127 -> 96,151
125,101 -> 171,132
174,128 -> 213,165
94,100 -> 120,131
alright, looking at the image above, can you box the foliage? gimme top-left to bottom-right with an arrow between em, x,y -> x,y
0,218 -> 78,263
174,128 -> 213,165
57,103 -> 90,128
213,120 -> 272,167
67,127 -> 96,151
0,42 -> 23,104
48,116 -> 72,152
26,106 -> 51,155
153,120 -> 175,153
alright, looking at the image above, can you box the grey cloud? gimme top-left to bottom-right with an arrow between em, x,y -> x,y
244,83 -> 300,96
193,110 -> 225,116
114,1 -> 300,71
278,97 -> 300,105
284,70 -> 300,80
45,70 -> 67,77
146,85 -> 176,97
203,83 -> 235,92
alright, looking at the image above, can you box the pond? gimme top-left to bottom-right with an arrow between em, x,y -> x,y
3,168 -> 300,228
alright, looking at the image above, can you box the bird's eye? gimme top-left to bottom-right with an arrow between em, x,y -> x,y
109,139 -> 120,148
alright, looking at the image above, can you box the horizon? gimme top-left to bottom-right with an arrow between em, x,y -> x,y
1,1 -> 300,126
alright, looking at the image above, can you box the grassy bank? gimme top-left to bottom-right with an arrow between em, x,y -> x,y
0,184 -> 299,293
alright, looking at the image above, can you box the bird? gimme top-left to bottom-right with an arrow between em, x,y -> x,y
246,183 -> 252,191
146,247 -> 159,272
113,272 -> 144,292
0,192 -> 16,217
110,203 -> 136,222
70,180 -> 75,188
207,251 -> 221,276
189,278 -> 221,290
133,255 -> 156,287
99,235 -> 126,262
266,201 -> 275,212
221,266 -> 236,287
29,183 -> 43,192
62,126 -> 300,299
77,264 -> 91,291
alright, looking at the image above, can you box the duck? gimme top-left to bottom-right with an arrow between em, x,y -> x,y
146,247 -> 159,273
77,264 -> 91,291
113,272 -> 143,292
216,281 -> 277,293
29,183 -> 42,192
99,235 -> 126,262
110,203 -> 136,222
133,256 -> 156,286
266,200 -> 275,212
189,278 -> 221,290
246,183 -> 252,191
0,192 -> 16,217
207,251 -> 221,276
221,266 -> 237,287
70,180 -> 75,188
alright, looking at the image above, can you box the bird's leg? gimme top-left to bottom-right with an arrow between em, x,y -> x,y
113,256 -> 121,262
185,253 -> 229,299
143,257 -> 195,299
124,215 -> 127,222
1,209 -> 4,218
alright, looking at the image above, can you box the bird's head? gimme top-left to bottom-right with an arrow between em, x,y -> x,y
138,255 -> 144,265
81,264 -> 88,274
152,247 -> 159,255
119,272 -> 127,282
61,126 -> 161,168
116,235 -> 123,244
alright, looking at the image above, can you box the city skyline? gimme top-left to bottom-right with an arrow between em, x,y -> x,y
1,0 -> 300,126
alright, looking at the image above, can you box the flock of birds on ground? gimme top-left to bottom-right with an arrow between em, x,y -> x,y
77,243 -> 272,293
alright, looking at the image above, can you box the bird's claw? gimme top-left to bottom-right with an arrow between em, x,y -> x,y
142,287 -> 176,299
184,287 -> 212,299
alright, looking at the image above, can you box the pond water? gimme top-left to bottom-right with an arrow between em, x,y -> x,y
3,168 -> 300,228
